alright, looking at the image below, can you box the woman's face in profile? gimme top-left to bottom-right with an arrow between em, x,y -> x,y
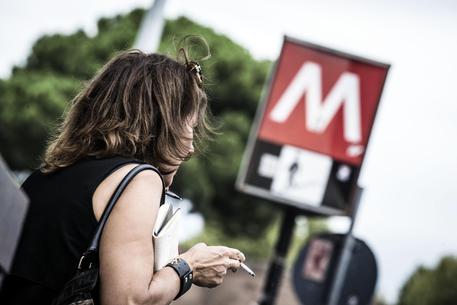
161,115 -> 196,188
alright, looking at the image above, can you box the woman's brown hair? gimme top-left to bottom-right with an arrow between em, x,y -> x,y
41,49 -> 211,173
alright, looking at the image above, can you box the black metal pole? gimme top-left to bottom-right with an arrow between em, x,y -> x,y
258,206 -> 297,305
326,186 -> 363,305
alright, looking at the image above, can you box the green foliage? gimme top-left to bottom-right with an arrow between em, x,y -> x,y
397,256 -> 457,305
0,71 -> 80,167
182,215 -> 325,262
0,9 -> 276,239
21,8 -> 144,79
182,217 -> 280,260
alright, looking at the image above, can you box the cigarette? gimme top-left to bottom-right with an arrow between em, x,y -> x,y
240,262 -> 256,277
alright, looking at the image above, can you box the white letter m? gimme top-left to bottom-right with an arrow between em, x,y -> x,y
269,62 -> 362,143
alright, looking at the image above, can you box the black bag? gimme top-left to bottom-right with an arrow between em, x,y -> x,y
53,164 -> 165,305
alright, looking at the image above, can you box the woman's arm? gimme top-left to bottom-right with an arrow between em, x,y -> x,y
95,165 -> 178,305
93,164 -> 246,305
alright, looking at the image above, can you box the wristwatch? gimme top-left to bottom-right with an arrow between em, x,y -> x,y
166,257 -> 193,299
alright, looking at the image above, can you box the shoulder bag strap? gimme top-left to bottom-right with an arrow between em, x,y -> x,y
78,163 -> 164,270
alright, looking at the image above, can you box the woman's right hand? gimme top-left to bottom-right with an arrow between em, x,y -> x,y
179,243 -> 246,288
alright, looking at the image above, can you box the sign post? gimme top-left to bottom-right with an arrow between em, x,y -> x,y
326,186 -> 363,305
258,206 -> 298,305
236,36 -> 389,305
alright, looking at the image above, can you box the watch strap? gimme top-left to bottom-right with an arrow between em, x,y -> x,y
166,257 -> 193,299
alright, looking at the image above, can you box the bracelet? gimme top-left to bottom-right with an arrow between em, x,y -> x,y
166,257 -> 193,299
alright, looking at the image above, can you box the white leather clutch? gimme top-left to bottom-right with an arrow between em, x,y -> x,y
153,202 -> 181,271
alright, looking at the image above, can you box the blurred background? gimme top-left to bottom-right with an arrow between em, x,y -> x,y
1,1 -> 456,305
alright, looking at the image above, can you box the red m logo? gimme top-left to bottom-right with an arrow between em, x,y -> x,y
270,61 -> 362,144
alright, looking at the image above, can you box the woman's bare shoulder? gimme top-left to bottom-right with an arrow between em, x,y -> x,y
92,163 -> 163,222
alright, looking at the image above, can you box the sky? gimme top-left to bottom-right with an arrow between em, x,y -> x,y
1,0 -> 456,303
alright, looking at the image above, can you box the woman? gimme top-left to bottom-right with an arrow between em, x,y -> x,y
0,48 -> 245,305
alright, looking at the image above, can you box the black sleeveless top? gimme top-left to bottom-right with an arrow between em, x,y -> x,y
0,156 -> 156,305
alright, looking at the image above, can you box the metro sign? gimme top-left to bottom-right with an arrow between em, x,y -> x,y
237,36 -> 389,215
259,41 -> 388,166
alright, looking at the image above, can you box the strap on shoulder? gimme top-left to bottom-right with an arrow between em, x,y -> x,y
78,164 -> 164,270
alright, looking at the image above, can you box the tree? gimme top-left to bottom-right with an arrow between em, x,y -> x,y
397,256 -> 457,305
0,71 -> 79,167
0,9 -> 276,238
